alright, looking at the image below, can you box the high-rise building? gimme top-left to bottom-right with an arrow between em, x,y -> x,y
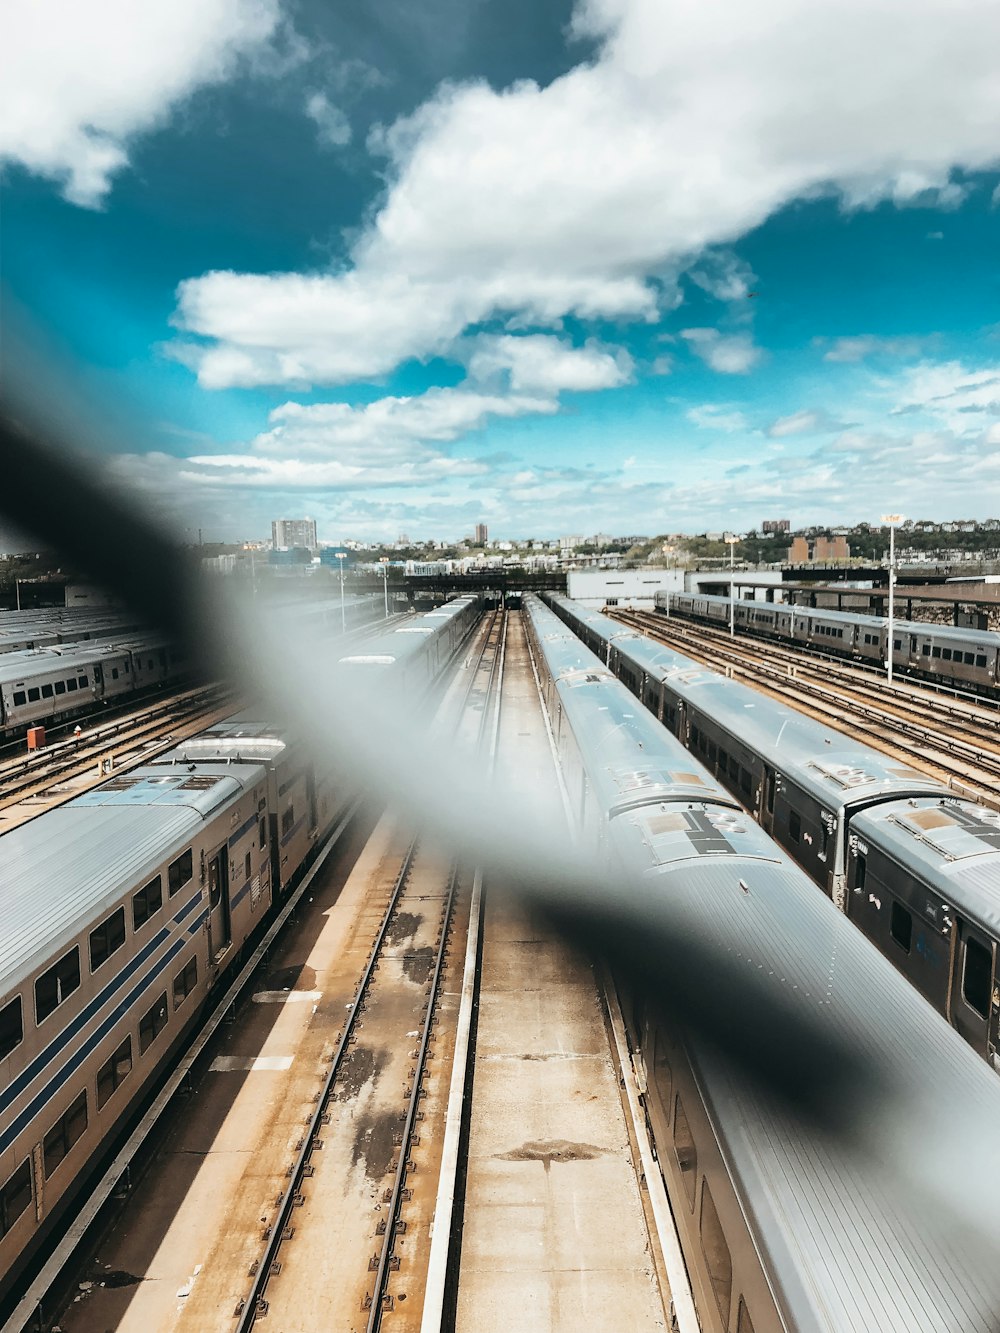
271,518 -> 317,551
762,519 -> 791,533
475,523 -> 488,546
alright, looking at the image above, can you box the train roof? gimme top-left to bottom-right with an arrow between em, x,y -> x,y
851,797 -> 1000,933
337,595 -> 477,667
0,762 -> 265,997
526,597 -> 741,818
536,598 -> 1000,1330
0,635 -> 169,686
548,595 -> 946,812
154,715 -> 292,768
673,592 -> 1000,647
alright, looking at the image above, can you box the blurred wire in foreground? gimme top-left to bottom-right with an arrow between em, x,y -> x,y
2,395 -> 1000,1319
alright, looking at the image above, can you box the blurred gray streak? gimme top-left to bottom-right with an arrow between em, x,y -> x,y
2,388 -> 1000,1322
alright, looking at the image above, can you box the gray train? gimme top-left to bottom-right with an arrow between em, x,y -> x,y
0,636 -> 189,743
523,593 -> 1000,1333
657,590 -> 1000,694
0,611 -> 144,656
546,594 -> 1000,1072
0,595 -> 481,1313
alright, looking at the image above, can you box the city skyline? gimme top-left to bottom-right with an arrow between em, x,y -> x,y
3,0 -> 999,546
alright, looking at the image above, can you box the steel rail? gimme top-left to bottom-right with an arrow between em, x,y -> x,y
366,609 -> 507,1330
236,607 -> 501,1329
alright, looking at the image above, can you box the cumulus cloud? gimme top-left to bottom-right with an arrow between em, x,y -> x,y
681,328 -> 763,374
0,0 -> 284,206
174,0 -> 1000,389
821,334 -> 925,362
464,334 -> 633,394
305,91 -> 352,149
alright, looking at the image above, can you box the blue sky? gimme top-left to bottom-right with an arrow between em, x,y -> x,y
2,0 -> 999,545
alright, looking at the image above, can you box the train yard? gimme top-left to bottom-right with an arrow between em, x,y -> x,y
614,607 -> 1000,809
2,592 -> 1000,1333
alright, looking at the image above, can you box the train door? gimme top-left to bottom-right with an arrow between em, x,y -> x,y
949,921 -> 996,1060
759,766 -> 776,833
207,846 -> 232,959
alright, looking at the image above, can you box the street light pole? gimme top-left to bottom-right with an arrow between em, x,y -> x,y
725,533 -> 738,637
380,557 -> 389,618
336,552 -> 346,632
880,513 -> 904,687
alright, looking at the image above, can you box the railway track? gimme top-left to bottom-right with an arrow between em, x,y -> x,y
232,608 -> 507,1330
613,609 -> 1000,810
0,684 -> 237,828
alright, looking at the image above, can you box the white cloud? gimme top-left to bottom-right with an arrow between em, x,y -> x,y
766,409 -> 841,437
686,404 -> 749,433
464,334 -> 633,395
305,91 -> 352,149
885,360 -> 1000,432
985,422 -> 1000,445
175,0 -> 1000,388
822,334 -> 925,362
686,250 -> 757,302
681,329 -> 763,374
0,0 -> 284,206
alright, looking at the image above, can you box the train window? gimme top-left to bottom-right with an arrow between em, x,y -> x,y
893,639 -> 901,650
765,772 -> 775,816
964,653 -> 975,666
35,947 -> 81,1023
853,854 -> 866,891
932,646 -> 941,659
78,675 -> 88,687
281,806 -> 295,838
132,875 -> 163,930
737,1298 -> 757,1333
111,667 -> 119,679
66,678 -> 78,691
942,649 -> 952,661
0,996 -> 23,1060
139,992 -> 169,1052
962,938 -> 992,1020
244,850 -> 252,880
890,902 -> 912,954
788,810 -> 801,843
173,957 -> 198,1009
12,690 -> 26,706
27,687 -> 40,702
728,756 -> 739,781
54,679 -> 66,694
168,848 -> 193,896
819,823 -> 829,861
43,1090 -> 88,1178
740,767 -> 752,797
976,654 -> 987,668
673,1095 -> 697,1208
700,1181 -> 733,1321
0,1160 -> 33,1239
259,817 -> 267,847
921,644 -> 930,656
96,1036 -> 133,1110
41,683 -> 54,698
606,597 -> 618,606
89,907 -> 126,971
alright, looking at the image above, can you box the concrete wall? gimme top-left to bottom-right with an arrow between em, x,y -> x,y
567,567 -> 683,608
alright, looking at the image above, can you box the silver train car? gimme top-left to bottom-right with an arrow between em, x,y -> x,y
659,590 -> 1000,695
0,636 -> 188,742
523,594 -> 1000,1333
0,596 -> 481,1311
0,610 -> 144,656
546,594 -> 1000,1071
